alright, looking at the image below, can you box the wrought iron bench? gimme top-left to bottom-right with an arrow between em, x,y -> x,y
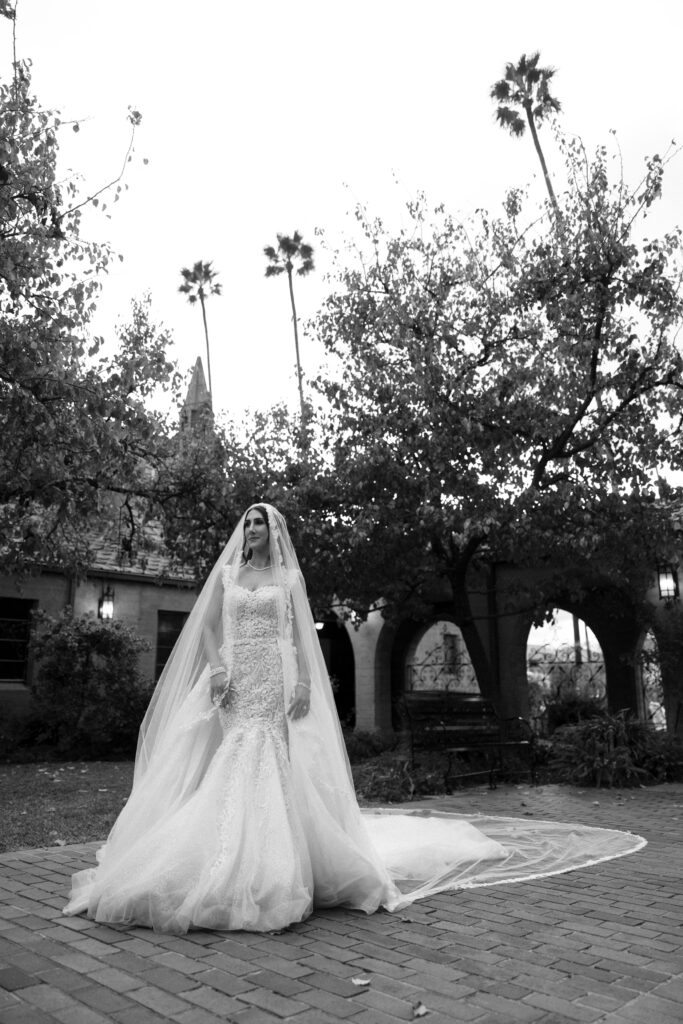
396,692 -> 537,789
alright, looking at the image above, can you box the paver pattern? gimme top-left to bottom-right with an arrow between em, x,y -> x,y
0,783 -> 681,1024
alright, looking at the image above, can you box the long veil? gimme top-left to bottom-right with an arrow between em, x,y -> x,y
65,504 -> 646,921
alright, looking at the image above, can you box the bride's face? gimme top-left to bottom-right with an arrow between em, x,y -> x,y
244,508 -> 269,554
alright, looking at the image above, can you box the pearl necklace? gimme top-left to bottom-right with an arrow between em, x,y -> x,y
248,561 -> 271,571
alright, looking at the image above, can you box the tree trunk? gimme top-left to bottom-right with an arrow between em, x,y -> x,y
524,103 -> 560,219
286,268 -> 306,430
449,568 -> 499,710
199,292 -> 212,395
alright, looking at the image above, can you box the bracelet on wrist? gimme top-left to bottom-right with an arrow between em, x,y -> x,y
297,681 -> 311,690
209,665 -> 226,679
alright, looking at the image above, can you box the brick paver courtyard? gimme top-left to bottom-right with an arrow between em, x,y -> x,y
0,783 -> 681,1024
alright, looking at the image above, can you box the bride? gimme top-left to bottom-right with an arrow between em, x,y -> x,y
64,503 -> 645,933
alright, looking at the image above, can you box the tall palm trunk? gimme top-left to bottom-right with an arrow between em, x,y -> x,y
199,291 -> 213,395
287,268 -> 306,426
524,101 -> 560,217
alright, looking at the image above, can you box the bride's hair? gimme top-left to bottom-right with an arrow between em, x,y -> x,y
242,504 -> 270,562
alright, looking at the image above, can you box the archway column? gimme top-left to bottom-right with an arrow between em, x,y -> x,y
496,607 -> 533,720
345,609 -> 393,734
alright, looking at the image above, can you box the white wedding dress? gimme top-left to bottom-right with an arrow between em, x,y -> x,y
64,509 -> 647,934
65,581 -> 511,932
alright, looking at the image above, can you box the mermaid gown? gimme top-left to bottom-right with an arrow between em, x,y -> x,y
66,583 -> 406,931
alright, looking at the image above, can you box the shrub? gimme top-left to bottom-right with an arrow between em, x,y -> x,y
352,749 -> 449,802
344,729 -> 397,764
626,721 -> 683,783
550,711 -> 683,787
29,612 -> 152,758
545,693 -> 605,734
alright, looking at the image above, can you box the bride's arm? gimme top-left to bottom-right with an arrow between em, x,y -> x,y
288,591 -> 312,720
202,580 -> 227,702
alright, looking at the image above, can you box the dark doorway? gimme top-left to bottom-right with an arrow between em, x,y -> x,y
316,618 -> 355,727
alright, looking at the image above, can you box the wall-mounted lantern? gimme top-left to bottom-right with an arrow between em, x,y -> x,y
657,563 -> 679,604
98,585 -> 115,621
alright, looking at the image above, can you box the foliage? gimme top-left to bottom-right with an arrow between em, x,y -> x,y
545,693 -> 606,734
28,612 -> 152,757
264,232 -> 315,280
304,128 -> 683,706
550,711 -> 683,787
0,49 -> 177,574
491,51 -> 561,138
343,729 -> 397,764
352,749 -> 449,802
550,713 -> 645,787
155,403 -> 324,583
626,721 -> 683,782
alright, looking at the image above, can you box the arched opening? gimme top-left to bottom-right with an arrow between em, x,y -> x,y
405,619 -> 478,695
315,616 -> 355,728
527,608 -> 605,735
389,614 -> 477,731
638,628 -> 666,729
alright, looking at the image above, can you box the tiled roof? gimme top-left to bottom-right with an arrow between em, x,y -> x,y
85,521 -> 196,584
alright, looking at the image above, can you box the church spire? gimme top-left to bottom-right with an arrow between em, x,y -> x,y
180,357 -> 213,431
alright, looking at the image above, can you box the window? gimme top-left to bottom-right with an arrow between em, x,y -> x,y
0,598 -> 34,686
155,610 -> 189,680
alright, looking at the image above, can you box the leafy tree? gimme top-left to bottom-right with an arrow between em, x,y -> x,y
264,232 -> 315,427
156,403 -> 314,582
305,134 -> 683,713
491,51 -> 561,216
178,261 -> 222,396
0,46 -> 176,575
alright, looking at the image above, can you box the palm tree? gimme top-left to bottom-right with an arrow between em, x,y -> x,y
263,232 -> 314,425
178,261 -> 222,396
491,52 -> 561,217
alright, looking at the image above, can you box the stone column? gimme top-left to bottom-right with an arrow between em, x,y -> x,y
346,608 -> 394,734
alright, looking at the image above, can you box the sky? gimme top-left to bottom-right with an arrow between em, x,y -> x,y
4,0 -> 683,420
528,609 -> 598,654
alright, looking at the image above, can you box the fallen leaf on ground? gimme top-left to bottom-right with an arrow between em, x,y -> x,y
351,977 -> 371,987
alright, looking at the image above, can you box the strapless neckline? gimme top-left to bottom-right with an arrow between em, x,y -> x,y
231,582 -> 280,596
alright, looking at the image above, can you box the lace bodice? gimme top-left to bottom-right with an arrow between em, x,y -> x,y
218,581 -> 289,732
222,582 -> 285,645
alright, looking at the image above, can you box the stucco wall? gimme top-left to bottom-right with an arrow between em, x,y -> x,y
73,576 -> 198,683
0,572 -> 198,719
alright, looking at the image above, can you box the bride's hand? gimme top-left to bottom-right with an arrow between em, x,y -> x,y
210,667 -> 228,705
287,683 -> 311,720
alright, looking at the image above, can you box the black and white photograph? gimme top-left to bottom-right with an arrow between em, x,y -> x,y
1,2 -> 682,1022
